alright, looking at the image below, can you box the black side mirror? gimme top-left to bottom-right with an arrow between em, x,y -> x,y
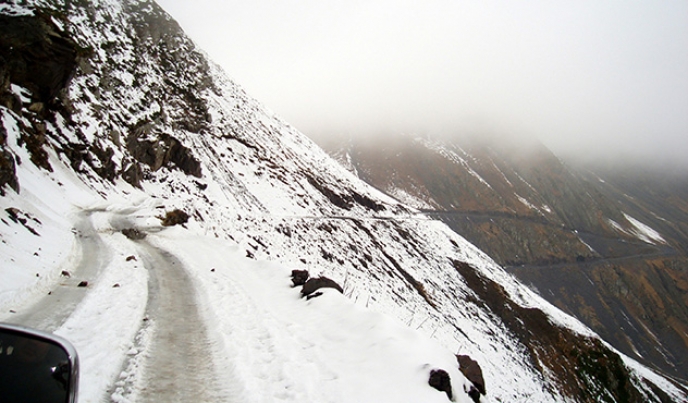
0,323 -> 79,403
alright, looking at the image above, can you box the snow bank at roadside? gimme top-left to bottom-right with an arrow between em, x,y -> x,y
56,227 -> 148,403
149,228 -> 476,403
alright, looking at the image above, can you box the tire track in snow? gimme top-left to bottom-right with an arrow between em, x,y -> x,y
126,240 -> 225,403
201,260 -> 338,401
6,210 -> 110,332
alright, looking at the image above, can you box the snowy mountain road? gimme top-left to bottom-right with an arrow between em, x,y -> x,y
120,239 -> 226,403
3,206 -> 230,402
6,210 -> 110,332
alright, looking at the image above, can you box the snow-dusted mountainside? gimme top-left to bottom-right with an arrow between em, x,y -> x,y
317,133 -> 688,385
0,1 -> 686,402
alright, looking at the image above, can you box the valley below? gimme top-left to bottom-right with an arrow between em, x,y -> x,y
319,134 -> 688,386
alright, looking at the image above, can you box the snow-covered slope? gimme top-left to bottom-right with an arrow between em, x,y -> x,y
0,1 -> 686,402
320,133 -> 688,382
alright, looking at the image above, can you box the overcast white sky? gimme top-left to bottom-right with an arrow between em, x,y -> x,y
155,0 -> 688,168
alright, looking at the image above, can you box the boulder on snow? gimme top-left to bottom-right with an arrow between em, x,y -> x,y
457,354 -> 486,397
122,228 -> 146,240
291,269 -> 309,287
159,209 -> 190,227
428,369 -> 453,400
301,276 -> 343,298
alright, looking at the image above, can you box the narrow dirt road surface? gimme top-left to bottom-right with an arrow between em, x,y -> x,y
6,210 -> 109,332
134,240 -> 224,403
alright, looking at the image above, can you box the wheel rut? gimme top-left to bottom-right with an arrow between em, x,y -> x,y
133,240 -> 222,403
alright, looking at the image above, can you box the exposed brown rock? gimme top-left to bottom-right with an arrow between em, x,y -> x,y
122,228 -> 146,240
428,369 -> 453,400
160,209 -> 189,227
126,126 -> 201,178
453,259 -> 650,402
456,354 -> 485,396
301,276 -> 343,298
306,174 -> 385,212
291,269 -> 309,287
0,142 -> 19,194
0,11 -> 81,182
0,12 -> 78,104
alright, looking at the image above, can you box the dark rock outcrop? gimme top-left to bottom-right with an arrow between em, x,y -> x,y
453,259 -> 648,402
456,355 -> 485,395
121,228 -> 146,240
160,209 -> 189,227
0,11 -> 81,191
126,128 -> 202,178
5,207 -> 40,235
301,276 -> 343,298
121,157 -> 144,188
291,269 -> 309,287
428,369 -> 453,400
0,138 -> 18,194
0,12 -> 78,105
457,354 -> 485,402
306,174 -> 385,212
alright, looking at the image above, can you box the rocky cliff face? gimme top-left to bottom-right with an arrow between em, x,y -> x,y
0,8 -> 79,190
0,1 -> 686,401
318,134 -> 688,383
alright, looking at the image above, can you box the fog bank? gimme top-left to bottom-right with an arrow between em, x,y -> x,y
157,0 -> 688,170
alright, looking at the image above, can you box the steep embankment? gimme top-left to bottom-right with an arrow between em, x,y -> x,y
319,134 -> 688,383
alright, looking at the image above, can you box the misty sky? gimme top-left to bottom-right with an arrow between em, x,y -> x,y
156,0 -> 688,168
